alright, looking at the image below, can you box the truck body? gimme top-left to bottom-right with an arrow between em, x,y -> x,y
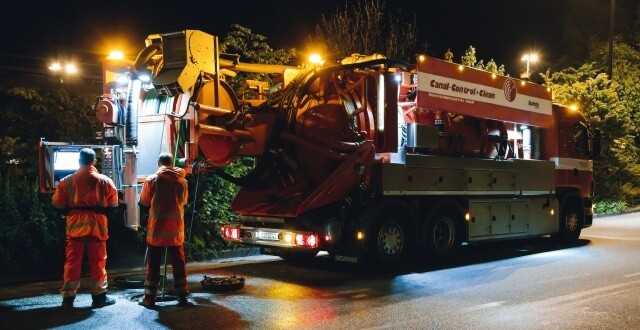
39,30 -> 595,264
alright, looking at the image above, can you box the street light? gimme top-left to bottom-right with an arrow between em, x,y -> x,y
520,52 -> 539,79
64,62 -> 79,75
48,61 -> 62,72
308,53 -> 325,66
107,50 -> 125,61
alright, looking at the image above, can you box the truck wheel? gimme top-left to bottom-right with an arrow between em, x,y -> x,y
560,202 -> 583,242
373,218 -> 407,264
425,213 -> 458,258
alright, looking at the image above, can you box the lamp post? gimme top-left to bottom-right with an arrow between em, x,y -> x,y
48,61 -> 79,83
520,52 -> 539,80
608,0 -> 615,80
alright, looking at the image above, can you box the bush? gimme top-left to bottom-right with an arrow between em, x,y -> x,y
0,174 -> 66,277
183,158 -> 253,261
594,199 -> 628,215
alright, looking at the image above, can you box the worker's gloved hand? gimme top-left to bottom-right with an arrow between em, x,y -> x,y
138,203 -> 149,228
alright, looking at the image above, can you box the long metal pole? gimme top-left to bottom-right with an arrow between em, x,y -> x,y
608,0 -> 615,79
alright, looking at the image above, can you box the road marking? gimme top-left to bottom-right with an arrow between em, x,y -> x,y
624,272 -> 640,278
541,273 -> 590,284
335,288 -> 369,296
530,278 -> 640,308
581,234 -> 640,241
352,293 -> 368,299
462,300 -> 506,312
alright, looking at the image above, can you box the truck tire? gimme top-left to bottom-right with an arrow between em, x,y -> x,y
559,201 -> 583,242
372,217 -> 407,264
425,213 -> 458,258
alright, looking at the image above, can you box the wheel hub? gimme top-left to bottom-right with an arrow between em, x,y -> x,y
378,223 -> 404,256
566,213 -> 579,232
432,219 -> 454,251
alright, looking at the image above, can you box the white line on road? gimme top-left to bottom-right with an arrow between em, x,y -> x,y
462,300 -> 506,312
624,272 -> 640,278
335,288 -> 370,296
581,234 -> 640,241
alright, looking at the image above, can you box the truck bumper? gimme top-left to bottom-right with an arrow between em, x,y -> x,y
221,225 -> 322,250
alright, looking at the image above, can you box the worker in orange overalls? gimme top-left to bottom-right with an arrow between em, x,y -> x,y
52,148 -> 118,309
139,153 -> 189,307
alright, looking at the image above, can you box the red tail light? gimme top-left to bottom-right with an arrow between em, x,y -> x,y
222,226 -> 240,240
306,234 -> 318,248
292,233 -> 318,248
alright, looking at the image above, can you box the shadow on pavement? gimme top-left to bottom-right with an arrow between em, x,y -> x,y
0,304 -> 94,329
198,237 -> 591,301
154,297 -> 250,329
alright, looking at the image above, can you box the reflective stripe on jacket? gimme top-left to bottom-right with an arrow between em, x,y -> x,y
139,166 -> 188,246
52,166 -> 118,241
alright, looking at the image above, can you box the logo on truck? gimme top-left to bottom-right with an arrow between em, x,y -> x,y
503,78 -> 517,102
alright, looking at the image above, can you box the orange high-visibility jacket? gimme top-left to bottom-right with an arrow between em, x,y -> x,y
139,166 -> 189,246
52,166 -> 118,241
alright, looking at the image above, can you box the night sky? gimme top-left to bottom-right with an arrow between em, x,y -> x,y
1,0 -> 638,77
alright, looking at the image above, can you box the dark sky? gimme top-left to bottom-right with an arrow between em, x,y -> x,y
1,0 -> 638,77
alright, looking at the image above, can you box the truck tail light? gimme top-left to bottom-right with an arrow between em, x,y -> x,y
291,232 -> 319,248
222,225 -> 240,240
306,234 -> 318,248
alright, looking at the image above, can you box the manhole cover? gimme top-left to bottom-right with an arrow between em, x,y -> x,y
200,275 -> 245,292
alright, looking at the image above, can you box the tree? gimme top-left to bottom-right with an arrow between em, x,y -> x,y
220,24 -> 296,99
0,87 -> 97,173
541,63 -> 640,202
459,45 -> 506,75
315,0 -> 417,61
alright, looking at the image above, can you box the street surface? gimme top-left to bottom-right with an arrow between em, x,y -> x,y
2,213 -> 640,329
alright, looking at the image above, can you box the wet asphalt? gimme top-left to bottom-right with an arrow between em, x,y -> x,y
1,213 -> 640,329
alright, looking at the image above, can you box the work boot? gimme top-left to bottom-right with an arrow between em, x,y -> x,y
61,296 -> 75,310
177,296 -> 193,307
91,293 -> 115,308
139,294 -> 156,308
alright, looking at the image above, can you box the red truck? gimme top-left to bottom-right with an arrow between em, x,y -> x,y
39,30 -> 596,264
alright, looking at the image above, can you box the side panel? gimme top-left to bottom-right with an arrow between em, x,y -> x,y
490,203 -> 510,235
382,154 -> 554,195
509,202 -> 529,233
468,196 -> 557,241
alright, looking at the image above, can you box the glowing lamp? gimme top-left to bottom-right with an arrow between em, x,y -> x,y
64,62 -> 78,75
107,50 -> 125,61
308,53 -> 325,66
48,61 -> 62,72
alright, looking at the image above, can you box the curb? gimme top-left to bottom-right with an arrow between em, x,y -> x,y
594,209 -> 640,219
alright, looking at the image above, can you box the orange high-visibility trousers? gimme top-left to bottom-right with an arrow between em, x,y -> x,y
61,238 -> 108,298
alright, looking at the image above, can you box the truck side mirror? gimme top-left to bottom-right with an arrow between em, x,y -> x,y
591,129 -> 602,160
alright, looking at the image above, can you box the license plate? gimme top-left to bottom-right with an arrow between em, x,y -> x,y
255,231 -> 279,241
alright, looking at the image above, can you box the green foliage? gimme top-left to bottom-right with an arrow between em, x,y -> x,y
459,46 -> 506,75
541,44 -> 640,203
594,199 -> 628,215
221,24 -> 296,99
184,158 -> 253,260
0,174 -> 65,274
315,0 -> 417,61
0,87 -> 97,173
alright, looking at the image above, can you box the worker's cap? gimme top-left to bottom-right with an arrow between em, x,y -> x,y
79,148 -> 96,166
